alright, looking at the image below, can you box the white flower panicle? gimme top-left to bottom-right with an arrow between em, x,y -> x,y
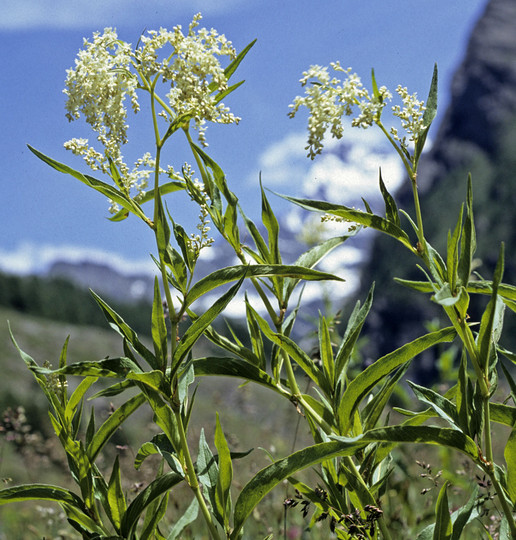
289,62 -> 426,159
63,14 -> 239,211
390,85 -> 426,151
134,13 -> 240,138
64,28 -> 138,173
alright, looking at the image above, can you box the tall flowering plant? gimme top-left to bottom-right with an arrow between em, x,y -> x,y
2,13 -> 516,539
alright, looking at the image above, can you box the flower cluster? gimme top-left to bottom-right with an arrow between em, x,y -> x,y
288,62 -> 390,159
134,14 -> 240,145
184,171 -> 214,259
64,28 -> 138,178
289,63 -> 426,159
63,14 -> 239,210
390,85 -> 426,151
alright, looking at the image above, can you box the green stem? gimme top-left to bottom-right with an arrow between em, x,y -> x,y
175,409 -> 222,540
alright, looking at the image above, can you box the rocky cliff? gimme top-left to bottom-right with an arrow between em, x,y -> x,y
356,0 -> 516,366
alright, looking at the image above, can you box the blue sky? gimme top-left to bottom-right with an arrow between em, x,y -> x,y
1,0 -> 488,275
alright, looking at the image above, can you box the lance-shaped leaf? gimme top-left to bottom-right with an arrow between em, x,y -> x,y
151,277 -> 167,370
184,264 -> 343,307
33,357 -> 143,379
246,303 -> 327,391
414,63 -> 438,165
193,356 -> 285,395
283,233 -> 357,300
407,381 -> 460,429
477,243 -> 505,371
28,145 -> 145,220
214,413 -> 233,528
172,276 -> 246,373
433,482 -> 452,540
458,175 -> 476,287
278,194 -> 414,251
335,284 -> 374,387
87,393 -> 146,462
343,425 -> 479,459
65,376 -> 98,425
379,168 -> 401,227
210,38 -> 256,91
90,290 -> 157,370
338,327 -> 456,434
119,472 -> 184,537
107,456 -> 126,531
230,438 -> 369,539
504,427 -> 516,504
0,483 -> 86,508
167,497 -> 199,540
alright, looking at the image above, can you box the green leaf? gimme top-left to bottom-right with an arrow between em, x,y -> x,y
170,219 -> 194,273
277,194 -> 413,251
477,244 -> 505,371
140,491 -> 169,540
0,483 -> 86,508
451,485 -> 479,540
456,351 -> 470,435
504,427 -> 516,503
318,314 -> 334,389
246,303 -> 326,390
120,472 -> 184,537
283,234 -> 356,300
220,39 -> 256,84
166,497 -> 199,540
261,181 -> 281,265
90,290 -> 157,370
162,246 -> 188,293
361,362 -> 410,432
155,192 -> 170,260
193,356 -> 283,395
65,376 -> 98,425
245,297 -> 267,370
172,276 -> 246,373
185,264 -> 343,307
107,456 -> 126,530
214,413 -> 233,528
335,284 -> 374,385
28,145 -> 143,219
379,168 -> 401,227
239,208 -> 270,263
231,438 -> 368,539
338,327 -> 456,434
61,501 -> 109,536
87,393 -> 146,462
414,64 -> 438,164
447,204 -> 463,291
458,175 -> 476,287
151,277 -> 167,370
433,482 -> 452,540
34,357 -> 143,379
349,425 -> 479,459
134,434 -> 181,473
407,381 -> 460,429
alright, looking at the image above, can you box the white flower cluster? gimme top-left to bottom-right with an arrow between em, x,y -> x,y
390,85 -> 426,151
290,63 -> 426,159
289,62 -> 390,159
64,27 -> 141,199
134,14 -> 240,145
63,14 -> 239,211
185,174 -> 214,258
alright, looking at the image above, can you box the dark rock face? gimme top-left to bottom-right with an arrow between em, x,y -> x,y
356,0 -> 516,365
418,0 -> 516,194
